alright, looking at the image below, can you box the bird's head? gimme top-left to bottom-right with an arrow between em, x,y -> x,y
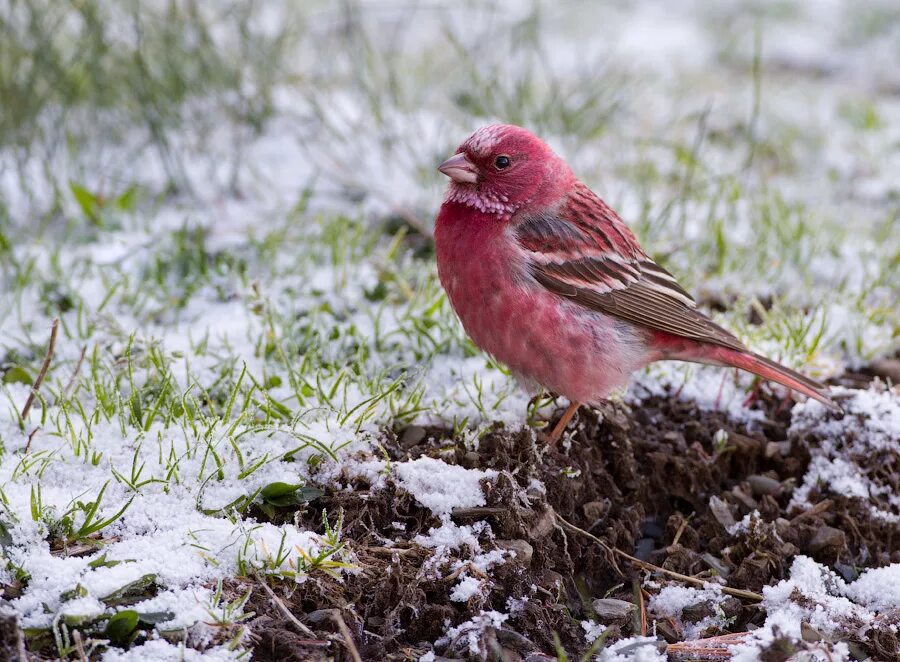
438,124 -> 573,217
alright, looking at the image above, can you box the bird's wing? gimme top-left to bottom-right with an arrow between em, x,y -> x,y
515,183 -> 747,352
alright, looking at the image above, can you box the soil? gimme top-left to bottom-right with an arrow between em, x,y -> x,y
242,379 -> 900,662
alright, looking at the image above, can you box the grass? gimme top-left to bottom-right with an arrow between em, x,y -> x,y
0,0 -> 898,659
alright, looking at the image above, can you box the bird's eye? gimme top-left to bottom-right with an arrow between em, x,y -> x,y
494,155 -> 511,170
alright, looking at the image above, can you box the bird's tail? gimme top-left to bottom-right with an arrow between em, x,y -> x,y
677,346 -> 840,411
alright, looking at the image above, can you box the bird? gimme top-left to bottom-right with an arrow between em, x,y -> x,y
434,124 -> 836,444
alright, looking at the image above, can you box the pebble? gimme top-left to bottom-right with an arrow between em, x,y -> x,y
495,540 -> 534,566
400,425 -> 426,448
591,598 -> 636,625
709,495 -> 736,529
870,358 -> 900,383
807,525 -> 846,553
747,474 -> 783,497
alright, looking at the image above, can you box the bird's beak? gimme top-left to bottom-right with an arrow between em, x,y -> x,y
438,153 -> 479,184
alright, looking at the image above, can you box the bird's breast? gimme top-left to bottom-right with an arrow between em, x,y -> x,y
434,204 -> 650,403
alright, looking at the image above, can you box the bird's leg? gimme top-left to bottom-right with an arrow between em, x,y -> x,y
547,402 -> 579,445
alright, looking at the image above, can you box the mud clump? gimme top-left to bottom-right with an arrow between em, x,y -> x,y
245,393 -> 899,660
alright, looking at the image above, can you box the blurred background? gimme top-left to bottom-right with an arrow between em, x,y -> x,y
1,0 -> 898,371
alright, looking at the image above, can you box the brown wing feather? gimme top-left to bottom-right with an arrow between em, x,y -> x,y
518,184 -> 748,352
531,268 -> 748,352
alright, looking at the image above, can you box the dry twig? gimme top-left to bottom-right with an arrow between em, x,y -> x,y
667,632 -> 750,661
56,344 -> 87,405
72,629 -> 89,662
556,514 -> 763,602
330,610 -> 362,662
631,580 -> 647,636
255,576 -> 316,638
671,516 -> 691,547
21,318 -> 59,424
24,426 -> 41,455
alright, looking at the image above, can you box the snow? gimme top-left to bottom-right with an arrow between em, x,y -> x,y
727,510 -> 761,537
0,414 -> 355,634
413,514 -> 509,603
792,386 -> 900,452
648,584 -> 727,640
414,516 -> 483,552
102,638 -> 241,662
843,564 -> 900,612
436,610 -> 509,656
449,575 -> 482,602
394,457 -> 498,515
730,555 -> 900,660
790,386 -> 900,522
629,362 -> 768,425
596,636 -> 666,662
581,619 -> 608,643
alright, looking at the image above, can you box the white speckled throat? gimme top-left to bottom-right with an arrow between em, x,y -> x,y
443,181 -> 517,216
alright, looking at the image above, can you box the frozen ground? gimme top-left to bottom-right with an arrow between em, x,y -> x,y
0,1 -> 898,660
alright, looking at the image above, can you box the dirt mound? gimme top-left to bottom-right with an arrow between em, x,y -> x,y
245,392 -> 899,660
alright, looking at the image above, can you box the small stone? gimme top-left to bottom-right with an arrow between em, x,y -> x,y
529,507 -> 556,539
747,474 -> 782,497
701,553 -> 731,578
801,622 -> 823,642
496,628 -> 536,653
835,562 -> 859,583
306,609 -> 337,627
807,525 -> 846,554
682,600 -> 715,623
779,542 -> 800,557
709,495 -> 736,529
731,486 -> 759,510
655,618 -> 680,643
870,358 -> 900,383
591,598 -> 635,625
462,451 -> 481,467
765,441 -> 792,458
399,426 -> 426,448
495,540 -> 534,566
525,654 -> 557,662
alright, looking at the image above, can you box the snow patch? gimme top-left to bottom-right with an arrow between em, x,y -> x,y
395,457 -> 497,516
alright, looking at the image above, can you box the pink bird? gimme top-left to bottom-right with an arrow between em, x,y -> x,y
434,124 -> 836,444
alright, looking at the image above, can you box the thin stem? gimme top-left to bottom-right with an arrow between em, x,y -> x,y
556,514 -> 763,603
21,318 -> 60,425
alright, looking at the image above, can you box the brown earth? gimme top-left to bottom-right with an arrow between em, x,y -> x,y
243,378 -> 900,662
